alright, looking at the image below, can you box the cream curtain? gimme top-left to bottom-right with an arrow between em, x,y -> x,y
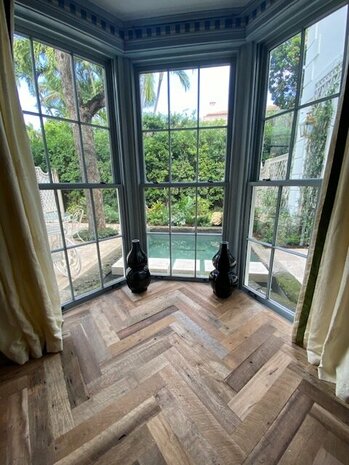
304,134 -> 349,401
0,0 -> 63,364
293,59 -> 349,402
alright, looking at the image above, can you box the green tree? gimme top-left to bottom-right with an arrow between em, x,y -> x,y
268,34 -> 301,110
14,37 -> 106,233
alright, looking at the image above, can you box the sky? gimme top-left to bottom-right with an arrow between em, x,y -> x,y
18,64 -> 231,128
142,65 -> 231,119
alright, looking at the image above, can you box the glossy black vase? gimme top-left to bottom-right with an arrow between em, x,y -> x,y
209,241 -> 238,298
126,239 -> 151,293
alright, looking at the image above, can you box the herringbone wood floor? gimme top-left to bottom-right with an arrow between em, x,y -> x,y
1,281 -> 349,465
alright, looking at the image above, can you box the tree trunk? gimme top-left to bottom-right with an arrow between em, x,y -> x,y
153,72 -> 164,114
55,50 -> 106,234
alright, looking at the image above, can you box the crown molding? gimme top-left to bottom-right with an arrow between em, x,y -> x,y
15,0 -> 347,55
245,0 -> 347,43
123,8 -> 242,28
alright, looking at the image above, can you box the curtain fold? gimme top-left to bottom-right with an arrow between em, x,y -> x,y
0,0 -> 63,364
293,58 -> 349,402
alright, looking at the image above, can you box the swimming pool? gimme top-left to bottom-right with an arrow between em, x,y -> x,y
147,232 -> 222,276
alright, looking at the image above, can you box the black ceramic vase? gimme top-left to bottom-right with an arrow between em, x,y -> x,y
126,239 -> 151,293
209,241 -> 238,298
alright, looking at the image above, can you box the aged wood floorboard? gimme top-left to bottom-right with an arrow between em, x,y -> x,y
1,281 -> 348,465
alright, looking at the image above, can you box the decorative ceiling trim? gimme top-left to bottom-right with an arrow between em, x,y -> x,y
16,0 -> 323,51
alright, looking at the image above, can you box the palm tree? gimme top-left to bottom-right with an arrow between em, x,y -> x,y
141,70 -> 190,112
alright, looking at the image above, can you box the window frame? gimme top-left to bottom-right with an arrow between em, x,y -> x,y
241,5 -> 349,320
14,31 -> 127,310
134,58 -> 237,279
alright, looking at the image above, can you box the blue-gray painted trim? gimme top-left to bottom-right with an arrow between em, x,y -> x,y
17,0 -> 345,55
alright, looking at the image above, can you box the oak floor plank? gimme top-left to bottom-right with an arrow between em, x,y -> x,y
221,311 -> 271,351
232,366 -> 302,457
148,413 -> 196,465
0,374 -> 28,400
161,364 -> 244,465
170,332 -> 235,403
94,424 -> 156,465
68,323 -> 101,385
4,389 -> 31,465
54,371 -> 166,462
173,311 -> 228,358
55,397 -> 160,465
1,281 -> 348,465
223,321 -> 276,369
72,376 -> 138,425
117,305 -> 178,339
312,447 -> 343,465
108,316 -> 175,358
78,313 -> 109,363
277,413 -> 327,465
176,290 -> 230,335
165,346 -> 240,434
310,403 -> 349,444
226,334 -> 284,391
138,443 -> 167,465
322,431 -> 349,465
60,335 -> 89,409
157,386 -> 226,465
243,388 -> 313,465
44,355 -> 74,439
228,350 -> 292,420
92,309 -> 120,346
27,367 -> 54,465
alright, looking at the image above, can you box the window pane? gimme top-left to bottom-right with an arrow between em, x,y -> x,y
199,128 -> 226,181
270,250 -> 306,311
144,131 -> 169,182
34,43 -> 77,119
39,189 -> 64,251
171,130 -> 197,182
14,35 -> 38,113
58,189 -> 92,244
197,186 -> 224,234
141,72 -> 169,129
199,66 -> 230,126
82,126 -> 113,183
259,112 -> 293,180
43,118 -> 83,183
71,243 -> 101,297
171,188 -> 196,231
51,251 -> 72,304
245,242 -> 271,296
75,57 -> 108,126
250,186 -> 278,244
170,68 -> 197,128
277,186 -> 319,250
92,189 -> 120,240
147,233 -> 171,276
266,34 -> 301,115
171,234 -> 196,277
196,234 -> 222,278
145,188 -> 169,232
26,115 -> 46,173
301,6 -> 347,104
290,99 -> 338,179
100,237 -> 124,282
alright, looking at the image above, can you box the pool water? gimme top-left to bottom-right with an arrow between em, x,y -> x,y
147,233 -> 222,276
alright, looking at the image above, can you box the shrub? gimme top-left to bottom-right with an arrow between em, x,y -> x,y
104,204 -> 119,223
74,227 -> 118,241
147,201 -> 168,225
